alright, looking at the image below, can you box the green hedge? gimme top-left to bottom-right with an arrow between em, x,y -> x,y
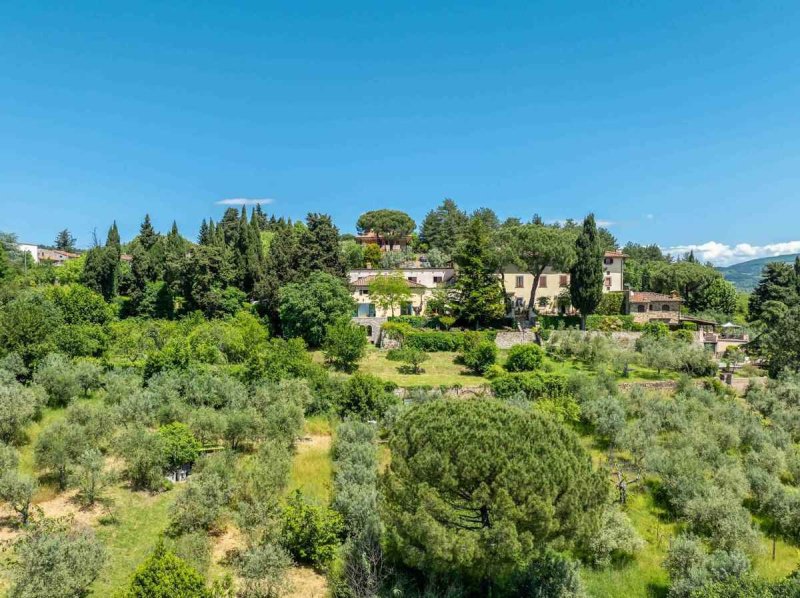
595,292 -> 625,315
490,372 -> 570,400
405,330 -> 496,352
387,316 -> 432,329
538,315 -> 581,330
538,314 -> 641,331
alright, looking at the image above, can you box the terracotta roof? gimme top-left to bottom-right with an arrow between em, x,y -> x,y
350,275 -> 426,289
628,291 -> 682,303
604,251 -> 628,258
354,230 -> 412,241
681,315 -> 718,326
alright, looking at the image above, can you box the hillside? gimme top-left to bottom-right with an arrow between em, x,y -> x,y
718,253 -> 799,291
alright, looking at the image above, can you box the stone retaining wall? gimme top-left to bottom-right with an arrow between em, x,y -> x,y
351,316 -> 388,345
494,330 -> 538,348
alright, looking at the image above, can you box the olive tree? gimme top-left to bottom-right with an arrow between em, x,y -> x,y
33,354 -> 81,407
0,378 -> 41,444
7,517 -> 105,597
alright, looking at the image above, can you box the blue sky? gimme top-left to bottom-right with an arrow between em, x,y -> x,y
2,2 -> 800,265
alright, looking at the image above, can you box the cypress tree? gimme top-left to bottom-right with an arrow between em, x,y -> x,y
219,208 -> 241,246
197,219 -> 210,245
106,222 -> 121,257
139,215 -> 158,250
569,214 -> 604,330
301,213 -> 346,279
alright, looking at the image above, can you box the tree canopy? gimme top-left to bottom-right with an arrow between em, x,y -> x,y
381,399 -> 608,587
356,210 -> 416,249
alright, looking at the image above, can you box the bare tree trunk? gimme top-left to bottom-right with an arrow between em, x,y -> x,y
527,267 -> 546,313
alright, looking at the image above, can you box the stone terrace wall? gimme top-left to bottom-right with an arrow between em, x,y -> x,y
494,330 -> 538,349
351,316 -> 388,345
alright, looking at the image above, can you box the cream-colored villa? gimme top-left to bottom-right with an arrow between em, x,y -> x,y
348,267 -> 455,318
502,251 -> 627,314
347,251 -> 626,319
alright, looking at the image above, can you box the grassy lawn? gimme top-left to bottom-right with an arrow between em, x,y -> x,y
288,430 -> 333,505
583,491 -> 673,598
91,485 -> 181,595
354,346 -> 677,389
357,347 -> 488,387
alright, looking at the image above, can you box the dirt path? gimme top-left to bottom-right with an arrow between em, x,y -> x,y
297,434 -> 332,451
287,566 -> 328,598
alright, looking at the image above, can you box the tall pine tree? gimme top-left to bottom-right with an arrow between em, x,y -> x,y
197,219 -> 209,245
453,217 -> 505,328
138,215 -> 159,251
106,222 -> 121,257
54,229 -> 77,252
569,214 -> 604,330
301,213 -> 346,279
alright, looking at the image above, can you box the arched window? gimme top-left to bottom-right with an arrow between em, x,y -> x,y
366,325 -> 373,337
637,305 -> 645,313
662,304 -> 671,312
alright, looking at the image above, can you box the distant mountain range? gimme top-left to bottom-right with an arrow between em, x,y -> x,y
717,254 -> 799,292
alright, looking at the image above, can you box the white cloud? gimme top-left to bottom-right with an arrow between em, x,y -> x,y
215,198 -> 275,206
664,240 -> 800,266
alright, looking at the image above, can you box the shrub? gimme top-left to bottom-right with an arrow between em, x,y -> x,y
166,532 -> 212,576
281,490 -> 343,568
237,542 -> 291,598
338,373 -> 398,420
505,550 -> 588,597
485,363 -> 506,379
673,329 -> 695,343
491,372 -> 570,401
129,541 -> 210,598
460,333 -> 498,375
387,315 -> 429,329
386,346 -> 429,374
586,315 -> 638,332
641,321 -> 670,340
581,506 -> 644,567
505,344 -> 544,372
323,319 -> 367,372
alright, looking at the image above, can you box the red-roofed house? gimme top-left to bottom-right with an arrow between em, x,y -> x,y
625,290 -> 683,324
